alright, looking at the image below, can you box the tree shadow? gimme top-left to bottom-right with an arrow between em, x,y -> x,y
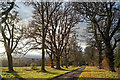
36,70 -> 57,74
24,68 -> 39,71
54,68 -> 69,71
3,71 -> 25,80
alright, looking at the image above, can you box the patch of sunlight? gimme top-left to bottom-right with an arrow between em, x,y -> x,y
2,66 -> 82,79
78,66 -> 120,80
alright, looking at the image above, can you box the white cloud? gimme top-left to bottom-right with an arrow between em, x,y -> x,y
16,2 -> 34,19
75,22 -> 88,49
19,17 -> 33,26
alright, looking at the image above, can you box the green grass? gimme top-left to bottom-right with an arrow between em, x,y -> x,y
78,66 -> 120,80
1,66 -> 81,80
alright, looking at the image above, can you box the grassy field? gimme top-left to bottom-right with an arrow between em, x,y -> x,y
78,66 -> 120,80
1,66 -> 81,80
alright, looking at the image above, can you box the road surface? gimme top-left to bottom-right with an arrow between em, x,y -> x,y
51,66 -> 86,80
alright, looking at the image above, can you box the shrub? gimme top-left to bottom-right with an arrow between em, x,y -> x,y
30,63 -> 37,70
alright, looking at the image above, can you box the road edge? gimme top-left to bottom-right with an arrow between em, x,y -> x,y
49,66 -> 86,80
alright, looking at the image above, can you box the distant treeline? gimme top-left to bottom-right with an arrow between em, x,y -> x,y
1,57 -> 41,67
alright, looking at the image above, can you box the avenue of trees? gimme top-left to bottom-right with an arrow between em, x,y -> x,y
73,2 -> 120,72
0,1 -> 120,72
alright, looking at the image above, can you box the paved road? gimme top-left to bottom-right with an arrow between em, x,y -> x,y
51,66 -> 86,80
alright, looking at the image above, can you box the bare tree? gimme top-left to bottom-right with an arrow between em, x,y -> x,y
0,8 -> 23,71
46,3 -> 80,69
28,2 -> 80,69
28,2 -> 62,71
61,38 -> 70,68
73,2 -> 120,72
0,2 -> 14,24
86,24 -> 104,69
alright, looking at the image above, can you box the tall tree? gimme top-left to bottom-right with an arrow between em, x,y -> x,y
0,6 -> 23,71
29,2 -> 62,71
45,3 -> 80,69
73,2 -> 120,72
86,24 -> 104,69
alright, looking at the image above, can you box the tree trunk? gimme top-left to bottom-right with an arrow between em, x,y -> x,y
41,31 -> 45,71
105,43 -> 116,72
56,56 -> 61,69
50,54 -> 54,68
64,48 -> 68,68
98,50 -> 102,69
51,59 -> 54,68
106,51 -> 115,72
41,37 -> 45,71
41,2 -> 46,72
65,59 -> 68,68
65,64 -> 68,68
7,53 -> 14,72
65,55 -> 68,68
61,59 -> 64,67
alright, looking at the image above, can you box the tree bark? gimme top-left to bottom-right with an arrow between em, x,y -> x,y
106,51 -> 115,72
61,60 -> 64,67
105,42 -> 116,72
51,59 -> 54,68
65,61 -> 68,68
41,36 -> 45,71
7,52 -> 14,72
50,54 -> 54,68
65,55 -> 68,68
56,56 -> 61,69
41,2 -> 46,72
98,50 -> 102,69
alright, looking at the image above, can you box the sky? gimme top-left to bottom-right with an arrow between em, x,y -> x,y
16,2 -> 34,19
0,2 -> 88,58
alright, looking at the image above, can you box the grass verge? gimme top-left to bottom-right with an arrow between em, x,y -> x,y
1,66 -> 81,80
78,66 -> 120,80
